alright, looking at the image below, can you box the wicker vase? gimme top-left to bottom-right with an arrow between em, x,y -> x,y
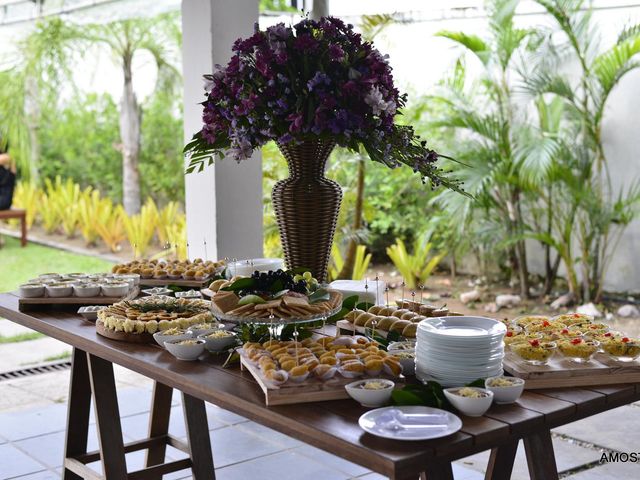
273,139 -> 342,282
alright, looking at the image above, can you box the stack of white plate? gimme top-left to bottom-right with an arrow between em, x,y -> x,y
416,316 -> 506,387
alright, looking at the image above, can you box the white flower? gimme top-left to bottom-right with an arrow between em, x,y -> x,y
365,87 -> 396,116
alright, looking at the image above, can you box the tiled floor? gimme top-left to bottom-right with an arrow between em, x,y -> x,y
1,367 -> 639,479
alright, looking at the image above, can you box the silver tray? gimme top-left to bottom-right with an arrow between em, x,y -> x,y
211,304 -> 342,325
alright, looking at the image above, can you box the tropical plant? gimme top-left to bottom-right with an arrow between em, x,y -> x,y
432,0 -> 538,297
386,238 -> 446,289
11,181 -> 41,228
77,189 -> 113,246
121,202 -> 158,257
95,205 -> 127,253
156,201 -> 180,246
328,244 -> 372,282
164,216 -> 188,261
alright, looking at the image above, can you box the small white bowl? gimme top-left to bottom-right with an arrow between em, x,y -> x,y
67,273 -> 88,280
485,377 -> 525,404
198,331 -> 237,352
19,284 -> 45,298
45,283 -> 73,297
73,283 -> 101,298
444,387 -> 494,417
101,283 -> 130,297
114,273 -> 140,286
345,379 -> 395,408
188,324 -> 223,337
153,330 -> 194,348
142,287 -> 173,296
388,341 -> 416,351
39,273 -> 61,280
164,338 -> 206,361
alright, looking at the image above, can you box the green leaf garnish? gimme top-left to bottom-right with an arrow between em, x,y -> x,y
308,288 -> 330,304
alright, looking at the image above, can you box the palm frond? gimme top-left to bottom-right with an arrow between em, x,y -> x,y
360,14 -> 395,42
618,23 -> 640,44
436,30 -> 490,65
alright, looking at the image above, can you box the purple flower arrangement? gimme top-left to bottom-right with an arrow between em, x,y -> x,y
185,16 -> 461,190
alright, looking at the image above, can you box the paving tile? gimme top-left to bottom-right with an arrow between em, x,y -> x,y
553,406 -> 640,452
0,403 -> 68,441
214,450 -> 350,480
0,319 -> 36,337
566,461 -> 640,479
0,444 -> 47,479
205,403 -> 249,425
458,437 -> 602,479
8,371 -> 71,404
355,473 -> 387,480
0,385 -> 52,413
295,444 -> 370,477
0,338 -> 70,371
7,470 -> 61,479
235,421 -> 303,449
13,425 -> 99,469
120,405 -> 226,441
210,425 -> 289,468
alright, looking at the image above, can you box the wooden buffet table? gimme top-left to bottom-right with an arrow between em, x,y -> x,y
1,291 -> 639,480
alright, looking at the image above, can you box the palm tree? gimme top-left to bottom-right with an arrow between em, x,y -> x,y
79,13 -> 180,214
432,0 -> 535,298
524,0 -> 640,301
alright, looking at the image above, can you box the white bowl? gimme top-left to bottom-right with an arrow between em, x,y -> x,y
188,324 -> 222,337
153,330 -> 194,348
444,387 -> 494,417
101,283 -> 130,297
73,283 -> 101,297
39,273 -> 61,280
142,287 -> 173,296
485,377 -> 525,404
19,284 -> 45,298
114,273 -> 140,286
388,341 -> 416,351
45,284 -> 73,297
345,379 -> 395,407
164,338 -> 206,361
198,331 -> 237,352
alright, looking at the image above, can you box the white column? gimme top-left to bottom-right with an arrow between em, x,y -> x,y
182,0 -> 263,261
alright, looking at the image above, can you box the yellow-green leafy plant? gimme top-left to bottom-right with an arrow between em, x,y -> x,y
78,189 -> 113,246
95,204 -> 127,252
43,176 -> 81,238
328,243 -> 372,282
156,201 -> 180,246
11,181 -> 42,228
122,202 -> 157,257
386,238 -> 446,289
161,214 -> 187,260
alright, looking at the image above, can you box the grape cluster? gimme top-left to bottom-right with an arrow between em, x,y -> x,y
249,269 -> 307,294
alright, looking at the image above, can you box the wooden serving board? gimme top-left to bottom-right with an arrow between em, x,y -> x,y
336,320 -> 393,339
240,356 -> 400,406
18,287 -> 139,312
503,350 -> 640,389
95,319 -> 154,343
139,277 -> 212,288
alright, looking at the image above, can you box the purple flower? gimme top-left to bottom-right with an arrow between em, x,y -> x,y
293,34 -> 318,52
286,112 -> 304,133
228,137 -> 253,161
365,87 -> 396,116
328,44 -> 344,61
307,72 -> 330,91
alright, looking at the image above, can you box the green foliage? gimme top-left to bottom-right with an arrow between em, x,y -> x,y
386,238 -> 446,289
328,244 -> 372,281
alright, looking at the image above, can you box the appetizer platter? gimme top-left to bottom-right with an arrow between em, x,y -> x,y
336,299 -> 464,339
17,272 -> 138,311
111,258 -> 225,287
209,269 -> 342,324
239,335 -> 404,405
96,296 -> 214,343
503,312 -> 640,388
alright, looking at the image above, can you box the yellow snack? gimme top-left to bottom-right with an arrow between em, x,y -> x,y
511,340 -> 556,364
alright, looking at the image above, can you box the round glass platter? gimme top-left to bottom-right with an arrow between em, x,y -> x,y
211,304 -> 342,325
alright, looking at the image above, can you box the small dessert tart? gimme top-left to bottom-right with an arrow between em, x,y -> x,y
513,315 -> 550,329
504,332 -> 542,348
600,337 -> 640,362
525,320 -> 566,334
511,339 -> 557,365
557,338 -> 599,363
570,322 -> 609,335
553,313 -> 594,326
543,328 -> 583,342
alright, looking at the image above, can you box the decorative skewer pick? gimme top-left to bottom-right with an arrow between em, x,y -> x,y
411,291 -> 416,311
364,280 -> 369,309
321,315 -> 327,336
133,243 -> 138,260
401,280 -> 406,307
374,276 -> 379,305
371,318 -> 377,342
419,284 -> 424,304
352,306 -> 357,337
385,287 -> 389,307
268,313 -> 275,344
186,242 -> 190,260
203,238 -> 208,261
293,326 -> 299,366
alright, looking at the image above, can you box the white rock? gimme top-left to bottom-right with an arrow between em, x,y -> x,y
495,294 -> 521,309
460,290 -> 481,304
576,302 -> 602,318
617,304 -> 640,318
550,292 -> 574,310
484,302 -> 499,313
605,312 -> 614,322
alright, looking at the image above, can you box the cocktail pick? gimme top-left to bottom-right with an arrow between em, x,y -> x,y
293,326 -> 299,366
133,243 -> 138,260
352,306 -> 357,337
268,313 -> 275,344
401,280 -> 406,307
374,276 -> 380,305
411,291 -> 416,311
232,258 -> 238,277
364,280 -> 369,308
370,318 -> 377,342
385,287 -> 389,307
203,238 -> 208,261
419,284 -> 424,304
187,242 -> 190,260
321,315 -> 327,335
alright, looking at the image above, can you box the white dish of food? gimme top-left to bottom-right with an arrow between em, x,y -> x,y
359,406 -> 462,441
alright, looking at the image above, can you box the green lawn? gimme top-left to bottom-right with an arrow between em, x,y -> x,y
0,236 -> 114,292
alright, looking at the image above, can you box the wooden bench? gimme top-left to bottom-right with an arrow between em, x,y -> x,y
0,209 -> 27,246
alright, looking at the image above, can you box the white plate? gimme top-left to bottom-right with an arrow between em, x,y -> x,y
359,406 -> 462,441
416,369 -> 504,387
418,317 -> 506,338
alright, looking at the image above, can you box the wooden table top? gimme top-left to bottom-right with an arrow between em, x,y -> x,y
1,292 -> 638,480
